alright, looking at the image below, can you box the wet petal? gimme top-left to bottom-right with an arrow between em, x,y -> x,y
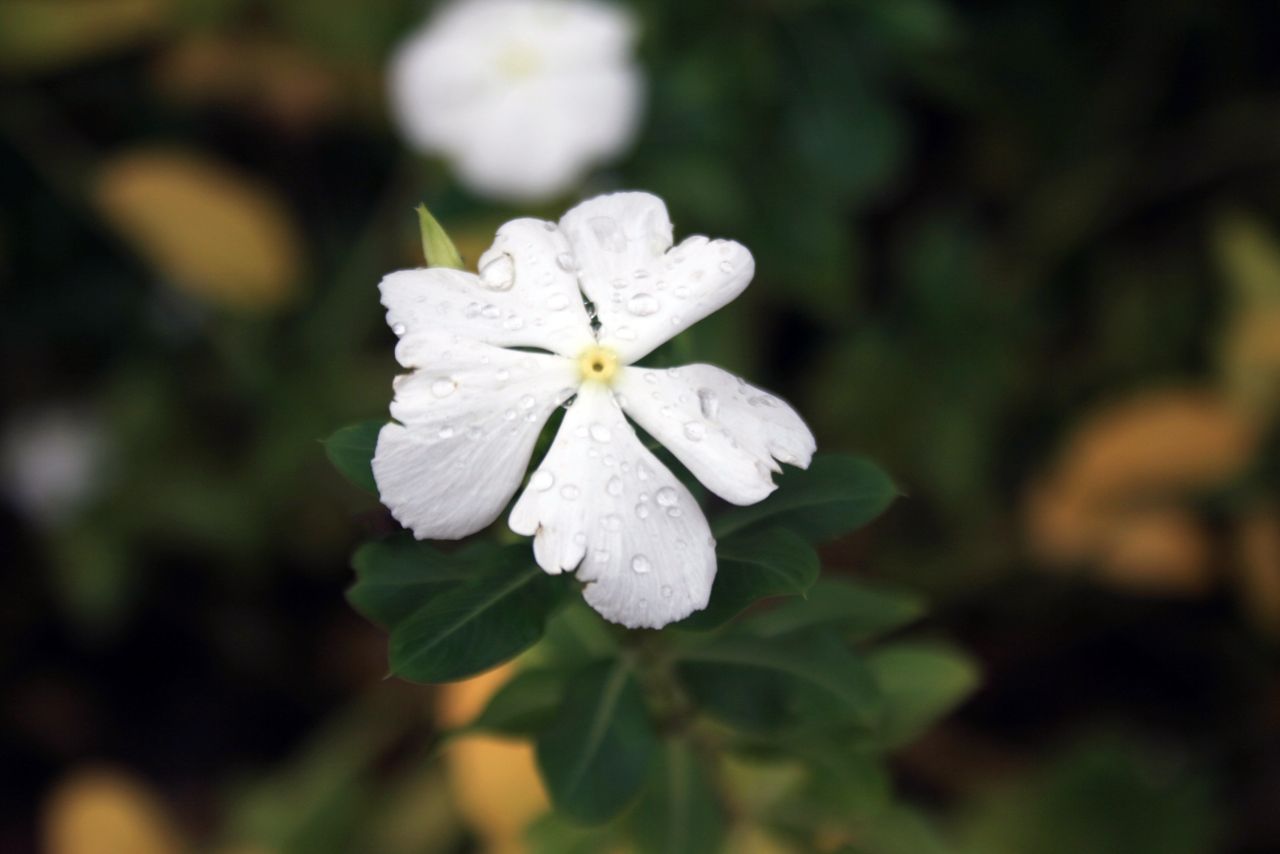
508,382 -> 716,628
614,364 -> 815,505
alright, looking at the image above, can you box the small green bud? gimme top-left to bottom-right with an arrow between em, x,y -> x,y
415,203 -> 464,269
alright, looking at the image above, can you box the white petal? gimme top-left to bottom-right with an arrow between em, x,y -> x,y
381,220 -> 595,362
558,192 -> 755,362
508,382 -> 716,629
614,364 -> 816,505
374,341 -> 579,539
388,0 -> 642,202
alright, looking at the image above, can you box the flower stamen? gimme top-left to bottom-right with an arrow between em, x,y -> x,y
578,345 -> 619,384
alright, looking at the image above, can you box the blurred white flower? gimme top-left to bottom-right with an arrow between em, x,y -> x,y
374,192 -> 816,628
2,408 -> 105,528
389,0 -> 643,203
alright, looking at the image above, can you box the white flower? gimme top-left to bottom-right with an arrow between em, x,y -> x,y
388,0 -> 643,203
2,407 -> 105,528
374,192 -> 816,628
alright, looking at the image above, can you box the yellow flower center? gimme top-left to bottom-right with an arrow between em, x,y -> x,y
578,346 -> 619,384
495,44 -> 541,79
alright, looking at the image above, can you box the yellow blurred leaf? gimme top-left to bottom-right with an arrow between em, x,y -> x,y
94,149 -> 304,312
1214,210 -> 1280,307
1026,388 -> 1255,594
0,0 -> 170,74
436,665 -> 548,854
42,767 -> 183,854
1214,213 -> 1280,421
1237,507 -> 1280,636
151,36 -> 353,130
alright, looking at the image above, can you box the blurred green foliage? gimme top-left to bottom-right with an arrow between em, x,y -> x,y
4,0 -> 1280,851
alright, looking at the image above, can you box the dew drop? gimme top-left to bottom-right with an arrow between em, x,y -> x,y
594,549 -> 611,563
643,372 -> 659,384
666,507 -> 683,518
546,292 -> 570,311
431,378 -> 457,398
697,388 -> 720,419
479,254 -> 515,290
631,554 -> 652,574
503,409 -> 517,421
392,322 -> 407,335
635,503 -> 651,520
683,421 -> 707,441
602,513 -> 622,531
606,475 -> 623,497
519,394 -> 536,410
437,426 -> 455,439
718,260 -> 735,274
655,487 -> 678,507
589,423 -> 613,443
637,462 -> 653,481
627,293 -> 660,317
464,302 -> 480,318
661,585 -> 673,599
530,470 -> 555,491
560,484 -> 580,500
502,315 -> 525,331
673,285 -> 690,300
480,304 -> 501,319
556,253 -> 577,272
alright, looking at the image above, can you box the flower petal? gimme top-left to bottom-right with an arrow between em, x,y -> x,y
558,192 -> 754,362
374,341 -> 579,539
614,364 -> 816,505
508,383 -> 716,629
382,219 -> 596,362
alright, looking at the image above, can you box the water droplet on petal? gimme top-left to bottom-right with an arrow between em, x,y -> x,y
719,260 -> 735,274
503,409 -> 517,421
683,421 -> 707,441
480,304 -> 501,320
480,254 -> 515,290
673,285 -> 690,300
392,322 -> 407,335
666,507 -> 683,518
606,475 -> 623,497
661,585 -> 673,598
546,292 -> 570,311
589,423 -> 613,443
437,426 -> 455,439
637,462 -> 653,481
635,503 -> 650,520
643,372 -> 658,384
655,487 -> 678,507
464,302 -> 481,318
627,293 -> 660,316
594,549 -> 610,563
431,378 -> 457,398
502,314 -> 525,330
631,554 -> 652,574
556,253 -> 577,272
560,484 -> 580,500
697,388 -> 720,419
519,394 -> 536,410
602,513 -> 622,531
530,470 -> 555,491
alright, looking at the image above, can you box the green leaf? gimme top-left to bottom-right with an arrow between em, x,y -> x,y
536,660 -> 658,824
678,528 -> 820,631
389,549 -> 569,683
469,668 -> 567,736
676,634 -> 881,735
346,534 -> 478,628
744,578 -> 925,643
416,203 -> 463,269
867,642 -> 978,748
322,421 -> 382,494
632,740 -> 726,854
714,454 -> 900,543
